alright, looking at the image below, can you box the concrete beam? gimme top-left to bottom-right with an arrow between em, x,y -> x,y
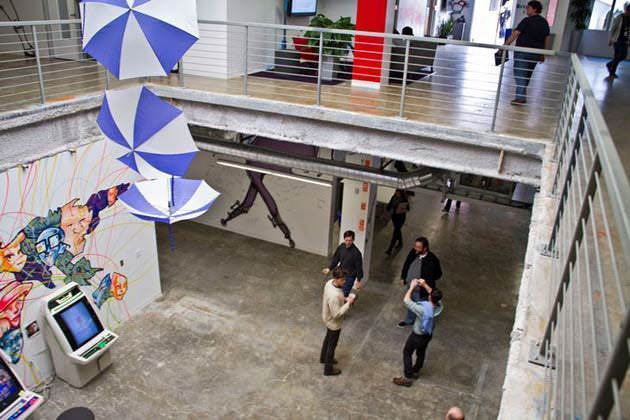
0,96 -> 102,172
150,85 -> 546,185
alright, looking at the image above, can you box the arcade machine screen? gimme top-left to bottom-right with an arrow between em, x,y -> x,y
0,358 -> 22,413
54,299 -> 104,351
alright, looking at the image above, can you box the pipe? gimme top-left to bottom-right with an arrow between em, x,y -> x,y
194,139 -> 433,189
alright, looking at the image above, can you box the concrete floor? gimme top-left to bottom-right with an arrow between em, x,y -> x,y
36,189 -> 531,419
580,56 -> 630,176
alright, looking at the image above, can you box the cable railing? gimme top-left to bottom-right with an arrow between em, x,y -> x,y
0,19 -> 569,140
528,54 -> 630,419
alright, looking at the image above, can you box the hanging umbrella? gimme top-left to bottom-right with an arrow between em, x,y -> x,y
118,178 -> 220,224
97,85 -> 199,180
80,0 -> 199,79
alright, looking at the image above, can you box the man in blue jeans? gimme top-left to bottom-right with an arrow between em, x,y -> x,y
504,0 -> 550,105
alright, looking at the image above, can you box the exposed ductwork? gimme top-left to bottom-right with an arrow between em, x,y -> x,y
194,138 -> 434,189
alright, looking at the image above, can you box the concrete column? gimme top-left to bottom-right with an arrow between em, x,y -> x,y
338,155 -> 380,283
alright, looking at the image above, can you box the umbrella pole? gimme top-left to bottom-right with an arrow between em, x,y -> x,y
168,176 -> 176,252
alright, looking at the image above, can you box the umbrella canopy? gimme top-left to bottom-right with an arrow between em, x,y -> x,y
118,178 -> 220,224
97,85 -> 199,179
80,0 -> 199,79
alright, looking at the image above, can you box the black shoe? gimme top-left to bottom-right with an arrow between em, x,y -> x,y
324,368 -> 342,376
397,321 -> 409,328
393,376 -> 413,387
606,62 -> 613,76
320,359 -> 338,365
410,372 -> 420,379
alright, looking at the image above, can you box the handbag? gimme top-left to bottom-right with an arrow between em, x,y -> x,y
494,49 -> 510,66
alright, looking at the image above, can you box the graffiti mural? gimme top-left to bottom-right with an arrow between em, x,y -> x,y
0,141 -> 162,386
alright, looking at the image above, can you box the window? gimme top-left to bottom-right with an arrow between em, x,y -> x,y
589,0 -> 625,30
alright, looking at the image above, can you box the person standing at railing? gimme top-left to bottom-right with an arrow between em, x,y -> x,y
606,2 -> 630,79
504,0 -> 550,105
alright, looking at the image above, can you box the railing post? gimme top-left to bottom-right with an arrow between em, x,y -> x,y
491,48 -> 507,132
242,26 -> 249,96
105,69 -> 110,90
31,25 -> 46,104
316,31 -> 324,106
399,39 -> 411,118
178,59 -> 185,87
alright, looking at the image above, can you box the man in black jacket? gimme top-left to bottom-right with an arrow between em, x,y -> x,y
398,237 -> 442,327
323,230 -> 364,297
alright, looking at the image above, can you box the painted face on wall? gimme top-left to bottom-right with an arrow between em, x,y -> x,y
35,228 -> 68,267
0,329 -> 24,364
60,199 -> 93,255
0,233 -> 27,273
111,273 -> 128,301
0,281 -> 32,335
107,187 -> 119,207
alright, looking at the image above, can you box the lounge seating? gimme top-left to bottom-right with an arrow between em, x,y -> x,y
389,40 -> 438,84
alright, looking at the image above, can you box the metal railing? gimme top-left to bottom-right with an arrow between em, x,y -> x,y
0,19 -> 568,140
530,54 -> 630,419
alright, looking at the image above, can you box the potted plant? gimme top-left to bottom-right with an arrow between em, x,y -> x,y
568,0 -> 591,52
302,15 -> 355,80
437,19 -> 455,39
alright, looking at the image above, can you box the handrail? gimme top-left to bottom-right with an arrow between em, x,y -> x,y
0,18 -> 556,56
530,52 -> 630,420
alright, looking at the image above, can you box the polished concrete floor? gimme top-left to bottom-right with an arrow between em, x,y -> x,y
0,45 -> 567,140
37,189 -> 531,419
580,56 -> 630,176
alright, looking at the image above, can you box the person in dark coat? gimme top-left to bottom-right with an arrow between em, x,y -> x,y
385,190 -> 410,255
323,230 -> 364,297
398,237 -> 442,327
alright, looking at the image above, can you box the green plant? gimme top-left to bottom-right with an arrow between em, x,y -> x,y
303,14 -> 356,58
569,0 -> 592,30
437,19 -> 455,38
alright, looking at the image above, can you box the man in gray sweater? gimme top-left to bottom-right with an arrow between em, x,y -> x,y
320,267 -> 356,376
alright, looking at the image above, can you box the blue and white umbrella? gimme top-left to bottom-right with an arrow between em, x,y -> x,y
97,85 -> 199,180
118,178 -> 220,224
80,0 -> 199,79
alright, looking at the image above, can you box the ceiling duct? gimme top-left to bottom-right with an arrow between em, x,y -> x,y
194,138 -> 434,189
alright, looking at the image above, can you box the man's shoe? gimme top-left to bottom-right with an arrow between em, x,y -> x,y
324,368 -> 342,376
511,99 -> 527,106
397,321 -> 409,328
320,359 -> 338,365
410,372 -> 420,379
393,377 -> 413,387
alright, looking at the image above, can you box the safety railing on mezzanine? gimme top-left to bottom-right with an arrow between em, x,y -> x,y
1,19 -> 569,141
528,53 -> 630,419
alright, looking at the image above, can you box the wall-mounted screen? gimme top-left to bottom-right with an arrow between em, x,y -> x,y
288,0 -> 318,16
0,358 -> 22,412
54,299 -> 104,351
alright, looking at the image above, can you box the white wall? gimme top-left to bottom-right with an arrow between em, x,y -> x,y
0,141 -> 162,387
183,0 -> 228,78
187,151 -> 333,256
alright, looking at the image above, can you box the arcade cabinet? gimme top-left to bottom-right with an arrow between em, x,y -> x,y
42,282 -> 118,388
0,351 -> 42,419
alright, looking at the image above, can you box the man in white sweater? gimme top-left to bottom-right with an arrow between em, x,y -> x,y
320,267 -> 356,376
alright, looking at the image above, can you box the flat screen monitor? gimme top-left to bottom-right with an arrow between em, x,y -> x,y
53,298 -> 104,351
0,357 -> 22,413
288,0 -> 317,16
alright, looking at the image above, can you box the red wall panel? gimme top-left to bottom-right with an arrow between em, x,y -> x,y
352,0 -> 389,84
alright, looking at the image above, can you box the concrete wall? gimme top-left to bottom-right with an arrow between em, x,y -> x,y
0,140 -> 162,387
187,151 -> 333,256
